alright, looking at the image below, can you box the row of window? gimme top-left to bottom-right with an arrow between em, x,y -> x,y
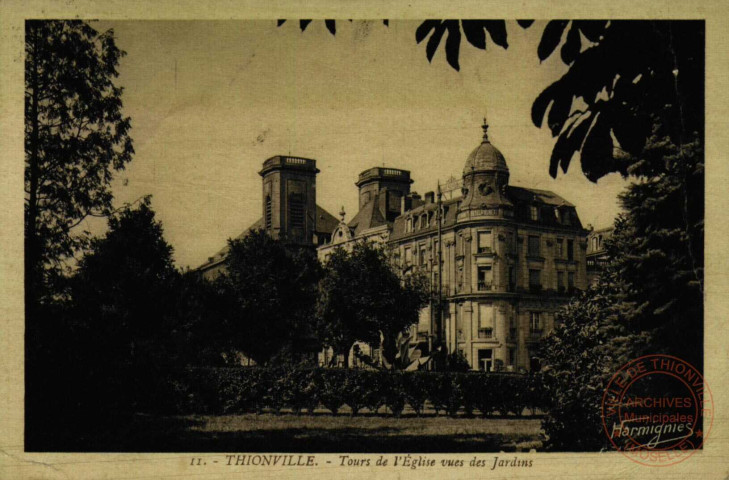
459,308 -> 545,342
404,207 -> 449,233
474,265 -> 575,292
402,233 -> 575,266
529,269 -> 575,292
528,235 -> 575,260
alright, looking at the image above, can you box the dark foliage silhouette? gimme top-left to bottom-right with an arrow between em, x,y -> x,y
276,20 -> 703,183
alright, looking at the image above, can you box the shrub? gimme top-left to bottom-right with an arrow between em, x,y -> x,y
471,374 -> 497,417
382,372 -> 406,417
458,373 -> 481,417
361,372 -> 386,415
343,370 -> 374,416
428,373 -> 462,417
317,369 -> 347,415
289,368 -> 319,414
443,352 -> 471,372
402,373 -> 429,416
152,366 -> 544,419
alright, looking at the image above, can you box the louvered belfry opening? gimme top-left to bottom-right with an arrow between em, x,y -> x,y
289,193 -> 305,230
265,195 -> 272,230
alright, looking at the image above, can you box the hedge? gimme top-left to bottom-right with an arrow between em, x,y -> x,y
140,366 -> 547,417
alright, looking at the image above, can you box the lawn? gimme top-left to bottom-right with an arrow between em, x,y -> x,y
74,410 -> 545,452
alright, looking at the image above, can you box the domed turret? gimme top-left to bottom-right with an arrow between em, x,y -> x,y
463,120 -> 509,175
459,119 -> 511,213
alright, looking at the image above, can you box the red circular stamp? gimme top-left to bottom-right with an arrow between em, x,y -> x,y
601,354 -> 713,466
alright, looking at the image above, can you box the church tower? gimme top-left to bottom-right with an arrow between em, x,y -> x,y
259,155 -> 319,246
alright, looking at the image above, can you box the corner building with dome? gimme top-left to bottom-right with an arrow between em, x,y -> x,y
318,121 -> 589,372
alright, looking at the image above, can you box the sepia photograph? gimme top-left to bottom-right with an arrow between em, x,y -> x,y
11,7 -> 718,473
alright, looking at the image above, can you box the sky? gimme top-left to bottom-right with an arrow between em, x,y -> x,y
93,20 -> 628,269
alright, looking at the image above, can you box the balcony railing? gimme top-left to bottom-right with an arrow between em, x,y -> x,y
477,282 -> 493,291
477,328 -> 493,339
529,284 -> 542,293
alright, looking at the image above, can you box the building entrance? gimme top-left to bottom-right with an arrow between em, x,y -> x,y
478,348 -> 493,372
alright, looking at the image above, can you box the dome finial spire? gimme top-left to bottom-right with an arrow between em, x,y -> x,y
481,116 -> 489,143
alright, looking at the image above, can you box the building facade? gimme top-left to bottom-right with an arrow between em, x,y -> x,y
319,121 -> 589,371
199,121 -> 589,372
586,226 -> 613,285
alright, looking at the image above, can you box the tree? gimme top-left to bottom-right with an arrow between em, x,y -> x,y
69,198 -> 179,373
530,21 -> 703,181
220,230 -> 322,364
25,20 -> 134,308
27,198 -> 180,448
607,136 -> 704,367
539,135 -> 703,450
316,242 -> 429,368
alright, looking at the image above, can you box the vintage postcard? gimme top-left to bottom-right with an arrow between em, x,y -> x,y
1,1 -> 728,479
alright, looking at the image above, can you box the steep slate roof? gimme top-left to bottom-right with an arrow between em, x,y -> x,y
507,186 -> 575,207
389,197 -> 460,241
315,205 -> 340,236
197,217 -> 265,271
388,185 -> 580,242
197,204 -> 339,271
347,194 -> 389,236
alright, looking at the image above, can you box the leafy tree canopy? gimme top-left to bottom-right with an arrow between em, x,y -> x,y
70,197 -> 179,366
220,230 -> 322,365
317,242 -> 429,367
539,134 -> 703,450
25,20 -> 134,305
277,20 -> 703,183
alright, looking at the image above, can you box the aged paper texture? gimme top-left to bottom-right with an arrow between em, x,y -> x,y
2,1 -> 728,479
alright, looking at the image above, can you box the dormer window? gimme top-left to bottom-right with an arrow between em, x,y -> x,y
406,217 -> 413,233
563,209 -> 572,226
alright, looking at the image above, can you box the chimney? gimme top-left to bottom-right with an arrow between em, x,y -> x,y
424,191 -> 435,204
410,192 -> 424,209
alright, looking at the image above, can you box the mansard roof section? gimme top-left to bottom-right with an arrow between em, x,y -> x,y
347,193 -> 389,236
389,197 -> 461,242
507,186 -> 583,229
506,186 -> 575,207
